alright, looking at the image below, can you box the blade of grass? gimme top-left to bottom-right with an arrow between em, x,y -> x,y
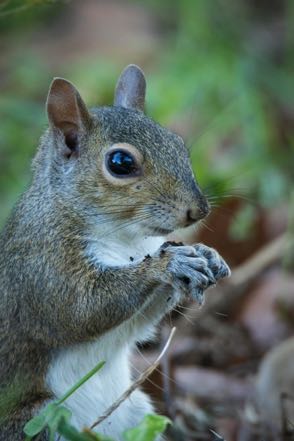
56,361 -> 106,405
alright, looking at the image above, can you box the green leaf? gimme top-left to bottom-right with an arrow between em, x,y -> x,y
47,405 -> 72,441
123,414 -> 171,441
23,360 -> 105,440
23,413 -> 47,437
23,403 -> 71,440
57,417 -> 114,441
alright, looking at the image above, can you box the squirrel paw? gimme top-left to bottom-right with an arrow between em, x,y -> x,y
159,242 -> 230,305
191,243 -> 231,303
193,243 -> 231,280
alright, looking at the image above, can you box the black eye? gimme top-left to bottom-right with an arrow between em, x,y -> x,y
106,150 -> 139,177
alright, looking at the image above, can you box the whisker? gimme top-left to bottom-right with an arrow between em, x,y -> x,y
199,219 -> 215,233
91,213 -> 153,240
178,303 -> 198,312
173,307 -> 194,325
211,205 -> 237,215
144,177 -> 168,200
205,188 -> 249,199
85,207 -> 156,217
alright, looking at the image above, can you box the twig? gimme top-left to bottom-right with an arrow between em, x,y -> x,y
184,233 -> 287,324
161,326 -> 175,419
228,233 -> 286,287
89,327 -> 177,430
209,428 -> 226,440
205,233 -> 286,317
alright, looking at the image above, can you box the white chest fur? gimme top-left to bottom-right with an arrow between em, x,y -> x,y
85,226 -> 165,268
46,323 -> 154,440
47,233 -> 165,439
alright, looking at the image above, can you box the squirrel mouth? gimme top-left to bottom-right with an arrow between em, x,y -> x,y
151,226 -> 174,235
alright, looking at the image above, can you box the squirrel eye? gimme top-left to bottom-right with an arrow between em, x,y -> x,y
106,150 -> 139,177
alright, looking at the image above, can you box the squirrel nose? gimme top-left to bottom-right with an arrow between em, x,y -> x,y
186,208 -> 199,225
186,202 -> 210,225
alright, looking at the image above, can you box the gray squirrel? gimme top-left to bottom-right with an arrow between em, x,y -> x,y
0,64 -> 230,440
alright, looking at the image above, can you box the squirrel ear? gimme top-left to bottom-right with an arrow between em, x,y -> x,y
46,78 -> 91,156
114,64 -> 146,112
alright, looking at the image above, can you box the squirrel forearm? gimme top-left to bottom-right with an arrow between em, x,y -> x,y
30,256 -> 162,345
88,261 -> 160,332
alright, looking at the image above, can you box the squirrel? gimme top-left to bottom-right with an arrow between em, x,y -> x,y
0,64 -> 230,440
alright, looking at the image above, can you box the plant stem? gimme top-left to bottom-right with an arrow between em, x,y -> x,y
56,361 -> 105,405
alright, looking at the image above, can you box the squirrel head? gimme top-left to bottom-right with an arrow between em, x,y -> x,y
41,65 -> 209,237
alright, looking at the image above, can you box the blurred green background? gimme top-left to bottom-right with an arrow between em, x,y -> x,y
0,0 -> 293,258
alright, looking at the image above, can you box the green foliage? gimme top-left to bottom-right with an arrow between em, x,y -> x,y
0,43 -> 54,223
0,0 -> 63,28
24,360 -> 105,440
143,0 -> 294,238
229,204 -> 257,241
25,410 -> 169,441
24,402 -> 114,440
123,414 -> 171,441
57,417 -> 113,441
0,0 -> 293,239
23,359 -> 169,441
24,403 -> 72,440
